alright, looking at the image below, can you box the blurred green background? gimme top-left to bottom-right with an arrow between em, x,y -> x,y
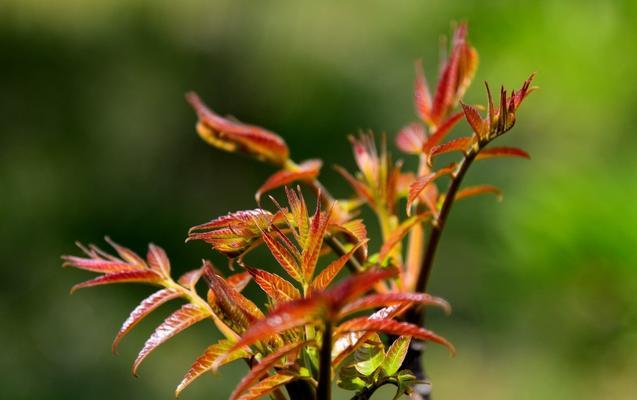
2,0 -> 636,399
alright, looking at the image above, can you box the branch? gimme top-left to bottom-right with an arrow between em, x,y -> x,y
317,320 -> 333,400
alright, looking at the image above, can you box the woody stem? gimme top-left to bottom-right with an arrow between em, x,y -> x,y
402,146 -> 479,400
317,320 -> 333,400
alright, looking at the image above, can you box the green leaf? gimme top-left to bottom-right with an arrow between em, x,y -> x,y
354,337 -> 385,376
337,364 -> 367,391
383,336 -> 411,376
393,370 -> 421,400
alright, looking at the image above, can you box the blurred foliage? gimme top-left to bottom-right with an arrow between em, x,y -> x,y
1,0 -> 636,399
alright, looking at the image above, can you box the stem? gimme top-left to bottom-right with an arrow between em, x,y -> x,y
349,378 -> 399,400
317,320 -> 333,400
402,148 -> 479,400
414,149 -> 477,298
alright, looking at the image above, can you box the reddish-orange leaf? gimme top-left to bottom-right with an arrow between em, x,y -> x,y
62,256 -> 139,274
422,111 -> 464,155
301,196 -> 330,280
70,270 -> 162,293
188,209 -> 274,257
147,244 -> 171,278
485,81 -> 496,126
132,303 -> 209,376
186,92 -> 289,166
476,146 -> 530,160
429,136 -> 473,160
235,372 -> 296,400
189,209 -> 273,233
455,37 -> 479,102
379,212 -> 431,262
460,102 -> 486,138
431,41 -> 460,123
337,318 -> 455,355
455,185 -> 503,202
224,297 -> 325,357
112,288 -> 181,353
339,219 -> 368,256
229,341 -> 310,400
414,60 -> 433,125
105,236 -> 147,268
227,271 -> 252,292
205,265 -> 264,331
326,268 -> 398,309
261,230 -> 303,283
511,72 -> 537,110
256,159 -> 322,202
247,267 -> 301,303
176,340 -> 250,397
331,218 -> 368,245
338,292 -> 451,318
178,266 -> 206,289
406,164 -> 456,215
334,165 -> 375,207
349,133 -> 380,184
332,305 -> 405,366
284,186 -> 310,245
396,122 -> 427,154
311,240 -> 368,291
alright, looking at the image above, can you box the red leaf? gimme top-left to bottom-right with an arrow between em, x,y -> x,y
326,268 -> 398,309
112,288 -> 181,353
379,212 -> 432,262
460,102 -> 486,138
406,164 -> 456,216
431,40 -> 460,124
396,122 -> 427,154
349,133 -> 380,184
227,271 -> 252,293
485,81 -> 496,127
225,297 -> 325,356
429,136 -> 473,160
455,185 -> 503,202
177,266 -> 206,289
188,209 -> 274,257
338,292 -> 451,318
105,236 -> 147,268
229,341 -> 309,400
186,92 -> 289,166
147,244 -> 171,278
261,230 -> 303,283
422,111 -> 464,155
301,196 -> 331,280
337,318 -> 455,355
476,146 -> 530,160
284,186 -> 310,245
255,159 -> 322,202
132,303 -> 209,376
414,60 -> 433,125
511,72 -> 537,110
70,270 -> 162,293
311,240 -> 368,291
176,340 -> 250,397
235,372 -> 296,400
332,305 -> 405,366
334,165 -> 375,207
204,265 -> 264,333
247,267 -> 301,303
62,256 -> 139,274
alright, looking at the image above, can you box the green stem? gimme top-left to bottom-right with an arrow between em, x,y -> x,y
317,320 -> 333,400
